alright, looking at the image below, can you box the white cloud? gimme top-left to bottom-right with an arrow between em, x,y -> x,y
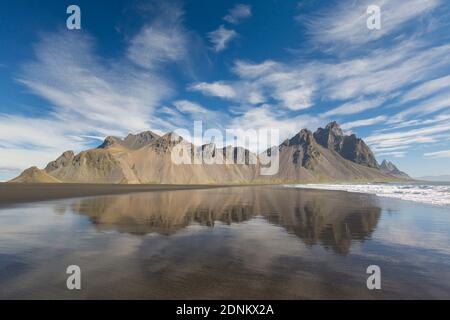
323,43 -> 450,101
127,26 -> 187,69
365,122 -> 450,150
424,150 -> 450,158
323,98 -> 385,117
392,91 -> 450,121
341,116 -> 387,130
300,0 -> 441,47
229,104 -> 322,152
372,145 -> 410,153
207,25 -> 238,52
191,60 -> 316,109
223,4 -> 252,24
173,100 -> 210,114
274,87 -> 313,110
232,60 -> 281,79
376,151 -> 406,158
189,81 -> 236,99
127,3 -> 189,69
400,75 -> 450,103
17,32 -> 172,134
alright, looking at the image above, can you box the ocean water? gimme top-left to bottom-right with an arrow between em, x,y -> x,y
285,182 -> 450,207
0,186 -> 449,299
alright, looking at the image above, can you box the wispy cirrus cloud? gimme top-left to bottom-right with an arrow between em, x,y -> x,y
341,115 -> 387,130
376,151 -> 406,158
323,98 -> 386,117
299,0 -> 441,47
365,122 -> 450,149
207,25 -> 238,52
399,75 -> 450,104
173,100 -> 211,114
192,38 -> 450,114
391,91 -> 450,121
223,4 -> 252,24
189,81 -> 236,99
424,150 -> 450,158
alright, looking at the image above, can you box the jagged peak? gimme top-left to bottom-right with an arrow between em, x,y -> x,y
288,129 -> 315,146
98,136 -> 122,149
98,131 -> 161,150
325,121 -> 342,131
60,150 -> 75,158
123,130 -> 160,150
44,150 -> 75,173
125,130 -> 160,140
380,159 -> 396,171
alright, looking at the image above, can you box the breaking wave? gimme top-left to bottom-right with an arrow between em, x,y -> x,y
285,183 -> 450,207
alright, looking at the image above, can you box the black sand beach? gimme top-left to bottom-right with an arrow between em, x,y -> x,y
0,183 -> 226,207
0,186 -> 449,299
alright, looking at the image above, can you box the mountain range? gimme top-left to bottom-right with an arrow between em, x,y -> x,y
10,122 -> 410,184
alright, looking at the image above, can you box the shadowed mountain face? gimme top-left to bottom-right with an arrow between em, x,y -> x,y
11,122 -> 405,184
314,121 -> 379,168
66,187 -> 381,255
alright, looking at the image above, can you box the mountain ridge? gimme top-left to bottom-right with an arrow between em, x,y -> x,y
10,122 -> 409,184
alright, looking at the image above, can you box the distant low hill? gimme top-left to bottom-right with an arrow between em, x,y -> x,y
10,122 -> 408,184
416,175 -> 450,182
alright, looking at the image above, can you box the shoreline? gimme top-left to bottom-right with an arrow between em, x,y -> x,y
0,183 -> 233,207
0,179 -> 418,208
283,182 -> 450,207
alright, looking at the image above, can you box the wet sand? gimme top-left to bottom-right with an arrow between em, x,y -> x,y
1,186 -> 449,299
0,183 -> 228,207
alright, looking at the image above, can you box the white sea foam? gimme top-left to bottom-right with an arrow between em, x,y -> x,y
285,183 -> 450,207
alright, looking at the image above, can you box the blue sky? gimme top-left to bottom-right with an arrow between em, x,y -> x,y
1,0 -> 450,180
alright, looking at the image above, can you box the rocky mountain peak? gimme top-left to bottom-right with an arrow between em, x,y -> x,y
314,122 -> 378,168
150,132 -> 186,153
325,121 -> 343,133
380,159 -> 410,178
381,160 -> 395,171
124,131 -> 160,149
45,150 -> 75,173
99,131 -> 160,150
98,136 -> 122,149
288,129 -> 315,146
314,121 -> 344,150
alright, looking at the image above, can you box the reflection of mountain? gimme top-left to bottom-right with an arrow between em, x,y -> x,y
68,187 -> 381,255
70,191 -> 255,236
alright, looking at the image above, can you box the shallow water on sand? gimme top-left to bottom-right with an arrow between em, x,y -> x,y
0,186 -> 449,299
